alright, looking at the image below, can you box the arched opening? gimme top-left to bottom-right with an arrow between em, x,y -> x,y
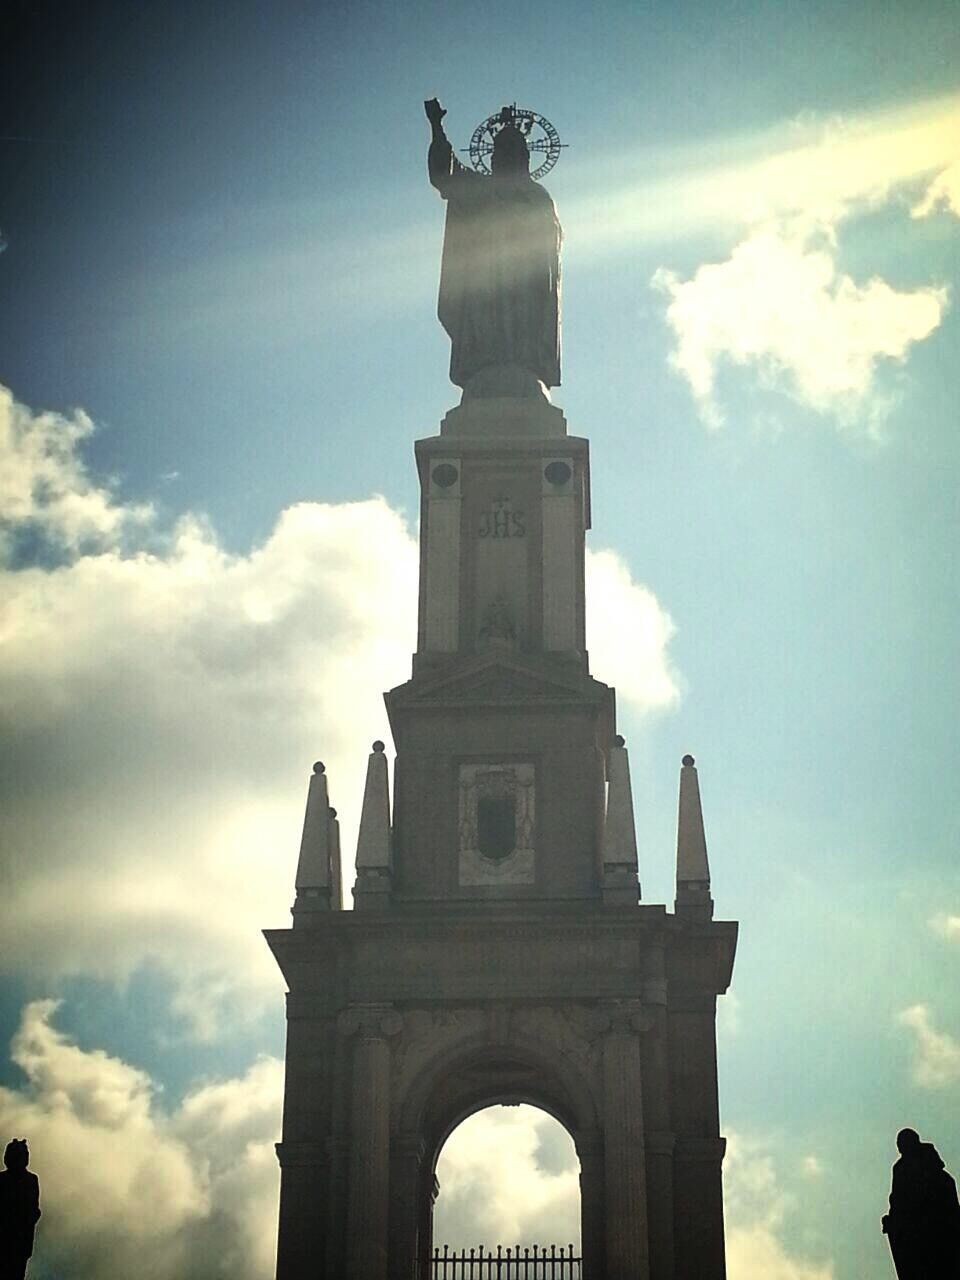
432,1103 -> 582,1273
397,1036 -> 600,1279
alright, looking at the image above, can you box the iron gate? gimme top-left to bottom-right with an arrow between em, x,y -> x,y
431,1244 -> 581,1277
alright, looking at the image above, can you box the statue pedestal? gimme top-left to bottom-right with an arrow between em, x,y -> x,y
440,395 -> 567,440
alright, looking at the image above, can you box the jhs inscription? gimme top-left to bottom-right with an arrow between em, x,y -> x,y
478,496 -> 525,539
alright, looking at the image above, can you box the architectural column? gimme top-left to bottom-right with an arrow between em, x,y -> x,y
274,1140 -> 328,1280
339,1004 -> 402,1280
674,1137 -> 728,1280
599,1000 -> 650,1280
641,960 -> 675,1280
415,1172 -> 440,1280
389,1134 -> 425,1280
576,1129 -> 605,1280
274,998 -> 332,1280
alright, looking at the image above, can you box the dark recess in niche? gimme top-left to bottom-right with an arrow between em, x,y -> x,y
477,795 -> 516,860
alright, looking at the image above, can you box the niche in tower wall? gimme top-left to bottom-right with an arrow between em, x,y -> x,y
470,479 -> 532,652
458,762 -> 535,886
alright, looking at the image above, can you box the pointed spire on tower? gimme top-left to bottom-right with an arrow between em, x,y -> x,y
293,762 -> 340,923
328,805 -> 343,912
353,740 -> 393,910
675,753 -> 713,918
602,735 -> 641,905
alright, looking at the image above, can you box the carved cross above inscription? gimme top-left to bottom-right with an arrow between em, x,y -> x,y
477,495 -> 525,539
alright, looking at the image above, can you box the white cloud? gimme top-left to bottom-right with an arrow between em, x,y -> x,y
435,1112 -> 835,1280
639,93 -> 956,433
724,1132 -> 834,1280
435,1106 -> 580,1250
0,1000 -> 282,1280
897,1003 -> 960,1088
912,159 -> 960,219
570,91 -> 960,253
585,547 -> 679,712
0,385 -> 680,1023
717,989 -> 741,1040
0,386 -> 152,555
930,914 -> 960,941
653,222 -> 947,431
800,1155 -> 823,1179
1,488 -> 419,1008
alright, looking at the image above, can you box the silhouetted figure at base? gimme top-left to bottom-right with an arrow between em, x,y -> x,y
0,1140 -> 40,1280
882,1128 -> 960,1279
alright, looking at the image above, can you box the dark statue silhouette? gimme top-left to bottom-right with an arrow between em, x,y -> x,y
882,1128 -> 960,1278
0,1139 -> 40,1280
424,98 -> 561,401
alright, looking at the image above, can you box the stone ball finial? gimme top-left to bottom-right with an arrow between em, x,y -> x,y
682,754 -> 695,767
313,761 -> 325,774
372,740 -> 385,753
328,807 -> 337,818
614,734 -> 625,747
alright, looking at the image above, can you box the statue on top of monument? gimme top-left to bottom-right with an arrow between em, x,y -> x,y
424,99 -> 562,400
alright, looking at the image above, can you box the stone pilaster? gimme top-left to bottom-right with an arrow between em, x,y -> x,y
274,1140 -> 328,1280
673,1137 -> 728,1280
641,963 -> 675,1279
598,999 -> 650,1280
339,1004 -> 402,1280
416,1173 -> 440,1280
389,1134 -> 426,1280
576,1129 -> 605,1280
274,1000 -> 335,1280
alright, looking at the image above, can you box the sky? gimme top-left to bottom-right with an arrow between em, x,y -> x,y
1,0 -> 958,1276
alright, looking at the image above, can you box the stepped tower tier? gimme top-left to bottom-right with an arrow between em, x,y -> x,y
376,396 -> 618,909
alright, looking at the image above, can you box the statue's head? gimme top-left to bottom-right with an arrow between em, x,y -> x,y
4,1138 -> 29,1171
896,1128 -> 920,1154
491,124 -> 530,178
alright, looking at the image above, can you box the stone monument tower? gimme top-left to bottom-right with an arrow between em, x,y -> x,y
265,101 -> 738,1280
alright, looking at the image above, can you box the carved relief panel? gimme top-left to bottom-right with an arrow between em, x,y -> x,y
458,762 -> 535,886
467,468 -> 537,654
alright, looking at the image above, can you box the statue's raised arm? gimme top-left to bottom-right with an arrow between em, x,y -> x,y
424,98 -> 472,194
423,100 -> 562,399
424,97 -> 446,136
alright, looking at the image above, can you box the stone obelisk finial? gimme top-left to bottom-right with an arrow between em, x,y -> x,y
601,734 -> 641,904
675,754 -> 713,918
293,762 -> 341,921
353,740 -> 393,910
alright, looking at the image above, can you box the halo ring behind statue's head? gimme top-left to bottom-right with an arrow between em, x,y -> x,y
467,105 -> 564,180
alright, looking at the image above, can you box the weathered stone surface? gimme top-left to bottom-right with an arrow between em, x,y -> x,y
268,165 -> 737,1276
266,901 -> 736,1278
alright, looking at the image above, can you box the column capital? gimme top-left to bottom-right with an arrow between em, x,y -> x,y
674,1136 -> 727,1163
275,1140 -> 328,1168
593,998 -> 651,1037
337,1002 -> 403,1040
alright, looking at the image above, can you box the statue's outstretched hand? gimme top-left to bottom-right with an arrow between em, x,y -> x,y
424,98 -> 446,126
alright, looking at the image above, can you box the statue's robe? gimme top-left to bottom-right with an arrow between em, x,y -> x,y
885,1142 -> 960,1279
428,140 -> 561,391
